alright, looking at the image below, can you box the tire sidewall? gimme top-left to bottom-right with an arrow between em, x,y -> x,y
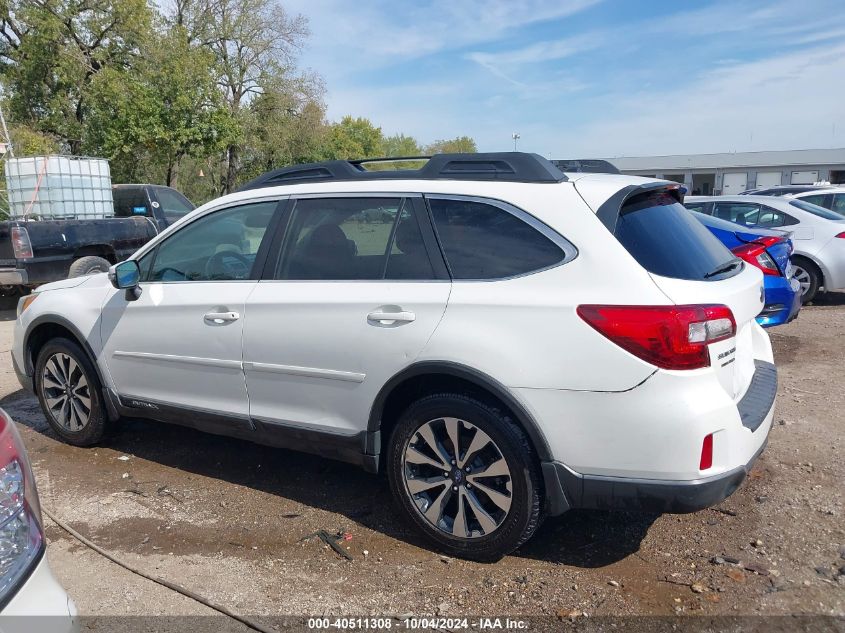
69,256 -> 110,278
794,258 -> 819,303
387,394 -> 539,561
34,338 -> 107,446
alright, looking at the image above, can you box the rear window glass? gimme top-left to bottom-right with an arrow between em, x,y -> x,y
790,199 -> 844,220
429,198 -> 564,279
614,192 -> 739,281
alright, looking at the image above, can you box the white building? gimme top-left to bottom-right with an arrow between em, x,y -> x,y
604,148 -> 845,195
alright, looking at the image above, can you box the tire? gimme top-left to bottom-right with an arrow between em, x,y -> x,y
386,393 -> 543,562
68,256 -> 111,278
34,337 -> 108,446
792,257 -> 820,304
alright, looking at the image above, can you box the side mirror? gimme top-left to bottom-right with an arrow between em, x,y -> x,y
108,260 -> 142,301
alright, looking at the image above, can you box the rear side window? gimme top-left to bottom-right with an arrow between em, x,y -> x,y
683,202 -> 707,213
798,194 -> 830,208
428,198 -> 564,279
713,202 -> 760,225
113,187 -> 149,217
614,191 -> 738,281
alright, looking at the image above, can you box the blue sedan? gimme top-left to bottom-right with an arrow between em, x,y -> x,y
690,211 -> 801,327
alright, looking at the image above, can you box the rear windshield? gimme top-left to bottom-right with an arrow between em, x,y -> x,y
789,199 -> 844,221
614,191 -> 740,281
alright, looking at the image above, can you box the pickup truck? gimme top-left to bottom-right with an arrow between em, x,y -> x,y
0,184 -> 194,294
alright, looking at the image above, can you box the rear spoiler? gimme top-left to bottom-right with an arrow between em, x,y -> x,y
594,182 -> 684,233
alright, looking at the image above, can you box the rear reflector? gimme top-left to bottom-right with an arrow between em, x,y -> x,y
700,433 -> 714,470
576,304 -> 736,370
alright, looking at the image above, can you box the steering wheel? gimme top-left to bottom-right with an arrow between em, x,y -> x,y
204,250 -> 251,280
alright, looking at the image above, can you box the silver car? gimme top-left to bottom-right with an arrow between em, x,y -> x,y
685,195 -> 845,302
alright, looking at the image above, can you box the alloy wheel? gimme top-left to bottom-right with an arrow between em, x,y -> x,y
793,265 -> 811,298
41,353 -> 92,431
401,417 -> 513,539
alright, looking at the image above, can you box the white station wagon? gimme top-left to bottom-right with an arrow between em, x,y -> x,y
13,154 -> 776,560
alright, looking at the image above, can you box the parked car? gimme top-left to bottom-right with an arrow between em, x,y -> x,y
685,195 -> 845,303
689,211 -> 800,327
738,184 -> 829,197
13,154 -> 776,561
787,186 -> 845,216
0,184 -> 195,295
0,407 -> 75,625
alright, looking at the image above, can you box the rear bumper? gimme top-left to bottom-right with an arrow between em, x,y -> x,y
543,437 -> 767,514
532,358 -> 777,516
756,275 -> 801,328
0,268 -> 27,285
0,553 -> 76,627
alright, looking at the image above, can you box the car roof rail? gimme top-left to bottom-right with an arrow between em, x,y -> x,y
236,152 -> 568,191
551,159 -> 621,175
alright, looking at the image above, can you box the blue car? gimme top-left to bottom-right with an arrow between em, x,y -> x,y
690,211 -> 801,327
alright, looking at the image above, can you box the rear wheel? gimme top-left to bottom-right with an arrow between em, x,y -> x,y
68,256 -> 111,278
34,338 -> 108,446
792,257 -> 820,303
387,393 -> 542,562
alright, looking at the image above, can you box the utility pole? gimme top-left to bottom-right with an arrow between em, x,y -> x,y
512,132 -> 520,151
0,99 -> 13,217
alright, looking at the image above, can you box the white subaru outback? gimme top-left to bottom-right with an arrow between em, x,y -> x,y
12,153 -> 776,561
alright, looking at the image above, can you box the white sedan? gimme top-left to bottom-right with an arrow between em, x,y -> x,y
685,195 -> 845,302
788,186 -> 845,216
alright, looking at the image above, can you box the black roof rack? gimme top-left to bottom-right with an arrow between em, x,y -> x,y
237,152 -> 567,191
551,159 -> 620,175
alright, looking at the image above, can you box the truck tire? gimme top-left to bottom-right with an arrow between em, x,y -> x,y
69,256 -> 111,278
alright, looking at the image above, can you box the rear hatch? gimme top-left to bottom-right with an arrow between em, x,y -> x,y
582,183 -> 765,401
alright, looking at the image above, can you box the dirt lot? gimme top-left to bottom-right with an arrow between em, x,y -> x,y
1,294 -> 843,626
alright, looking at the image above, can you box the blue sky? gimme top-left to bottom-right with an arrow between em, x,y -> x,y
283,0 -> 845,157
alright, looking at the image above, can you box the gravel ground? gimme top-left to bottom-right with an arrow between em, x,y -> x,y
0,294 -> 843,627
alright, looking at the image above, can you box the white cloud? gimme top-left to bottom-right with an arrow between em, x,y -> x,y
567,42 -> 845,157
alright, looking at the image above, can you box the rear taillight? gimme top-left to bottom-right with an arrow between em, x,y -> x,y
10,226 -> 33,259
577,304 -> 736,370
0,409 -> 43,603
731,237 -> 781,276
836,232 -> 845,239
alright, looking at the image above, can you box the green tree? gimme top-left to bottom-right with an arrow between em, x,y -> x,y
324,116 -> 383,160
172,0 -> 312,193
0,0 -> 153,153
382,133 -> 421,157
425,136 -> 478,154
84,24 -> 234,188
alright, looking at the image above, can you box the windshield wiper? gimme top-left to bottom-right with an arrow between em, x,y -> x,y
703,258 -> 741,279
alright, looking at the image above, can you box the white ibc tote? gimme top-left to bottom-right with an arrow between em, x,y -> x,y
4,156 -> 114,219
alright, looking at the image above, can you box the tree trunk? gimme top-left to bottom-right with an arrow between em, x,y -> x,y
224,143 -> 239,194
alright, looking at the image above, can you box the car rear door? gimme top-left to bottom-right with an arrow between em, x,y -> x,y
241,194 -> 450,440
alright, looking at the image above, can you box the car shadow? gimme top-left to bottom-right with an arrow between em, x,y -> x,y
810,290 -> 845,307
4,388 -> 655,567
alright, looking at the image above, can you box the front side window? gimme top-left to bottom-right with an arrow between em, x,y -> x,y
428,198 -> 564,279
276,197 -> 435,281
790,199 -> 845,220
145,201 -> 277,282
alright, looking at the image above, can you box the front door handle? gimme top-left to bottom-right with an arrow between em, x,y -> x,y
367,309 -> 416,325
204,311 -> 240,324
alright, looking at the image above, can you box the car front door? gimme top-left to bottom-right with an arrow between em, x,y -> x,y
242,194 -> 450,445
99,198 -> 282,429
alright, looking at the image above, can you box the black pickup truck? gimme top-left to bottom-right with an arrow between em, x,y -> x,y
0,184 -> 194,294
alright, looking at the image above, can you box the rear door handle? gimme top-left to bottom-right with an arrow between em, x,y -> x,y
204,311 -> 240,324
367,310 -> 416,324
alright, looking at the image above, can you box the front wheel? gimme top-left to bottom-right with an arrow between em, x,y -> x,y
34,338 -> 108,446
387,393 -> 543,562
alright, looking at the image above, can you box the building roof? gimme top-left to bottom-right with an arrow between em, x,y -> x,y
604,148 -> 845,172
